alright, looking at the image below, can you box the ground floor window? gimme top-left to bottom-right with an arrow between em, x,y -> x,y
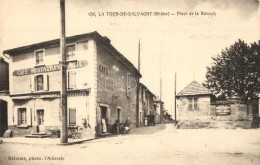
18,108 -> 27,125
188,97 -> 199,110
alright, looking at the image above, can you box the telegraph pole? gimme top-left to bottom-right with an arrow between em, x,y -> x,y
60,0 -> 68,144
174,72 -> 177,121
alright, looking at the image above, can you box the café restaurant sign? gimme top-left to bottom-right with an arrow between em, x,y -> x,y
13,60 -> 88,76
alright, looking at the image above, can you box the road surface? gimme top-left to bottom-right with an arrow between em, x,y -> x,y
0,124 -> 260,165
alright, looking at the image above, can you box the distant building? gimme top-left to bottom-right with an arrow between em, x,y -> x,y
3,31 -> 141,138
176,81 -> 259,129
176,81 -> 212,123
138,83 -> 157,126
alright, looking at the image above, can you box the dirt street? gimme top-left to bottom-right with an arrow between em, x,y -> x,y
0,124 -> 260,165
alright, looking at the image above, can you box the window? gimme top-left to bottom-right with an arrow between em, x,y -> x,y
35,75 -> 44,91
18,108 -> 27,125
32,74 -> 49,91
35,50 -> 44,65
188,98 -> 193,110
188,97 -> 199,110
194,98 -> 198,110
69,108 -> 76,126
68,71 -> 76,89
66,45 -> 75,60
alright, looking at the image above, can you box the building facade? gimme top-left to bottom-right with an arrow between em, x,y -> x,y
176,81 -> 212,127
138,83 -> 157,126
3,31 -> 141,138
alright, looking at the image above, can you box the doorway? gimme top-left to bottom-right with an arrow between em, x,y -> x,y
0,100 -> 8,137
37,109 -> 45,133
117,108 -> 121,123
100,106 -> 107,133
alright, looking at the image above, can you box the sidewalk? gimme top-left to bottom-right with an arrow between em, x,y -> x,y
0,123 -> 174,146
0,136 -> 96,146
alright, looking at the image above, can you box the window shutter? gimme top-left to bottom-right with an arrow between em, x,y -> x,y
26,107 -> 32,126
69,108 -> 76,126
96,106 -> 101,124
44,74 -> 49,91
31,75 -> 35,92
68,71 -> 76,89
17,108 -> 20,125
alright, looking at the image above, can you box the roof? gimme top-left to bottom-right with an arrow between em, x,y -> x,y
177,81 -> 211,97
3,31 -> 141,78
139,83 -> 156,97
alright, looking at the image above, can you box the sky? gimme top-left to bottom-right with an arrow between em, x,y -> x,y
0,0 -> 259,115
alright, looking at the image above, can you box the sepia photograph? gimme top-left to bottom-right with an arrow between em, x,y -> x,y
0,0 -> 260,164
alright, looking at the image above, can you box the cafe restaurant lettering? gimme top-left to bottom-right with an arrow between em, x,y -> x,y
13,60 -> 88,76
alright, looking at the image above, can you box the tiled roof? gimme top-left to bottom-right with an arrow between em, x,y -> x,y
177,81 -> 211,96
139,83 -> 156,97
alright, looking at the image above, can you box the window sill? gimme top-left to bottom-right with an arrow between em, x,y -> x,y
66,59 -> 77,62
17,124 -> 29,128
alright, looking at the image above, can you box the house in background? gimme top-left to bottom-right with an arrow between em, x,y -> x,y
176,81 -> 259,129
3,31 -> 141,138
176,81 -> 212,127
138,83 -> 157,126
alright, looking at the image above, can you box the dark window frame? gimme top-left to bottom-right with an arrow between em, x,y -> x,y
18,108 -> 27,125
35,75 -> 44,91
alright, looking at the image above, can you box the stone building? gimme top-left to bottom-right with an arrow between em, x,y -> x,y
3,31 -> 141,138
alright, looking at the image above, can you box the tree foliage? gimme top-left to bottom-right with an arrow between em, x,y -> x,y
204,39 -> 260,102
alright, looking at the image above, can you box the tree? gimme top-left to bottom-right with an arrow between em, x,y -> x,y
204,39 -> 260,103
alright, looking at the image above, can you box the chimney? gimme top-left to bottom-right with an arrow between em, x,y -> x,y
102,36 -> 111,44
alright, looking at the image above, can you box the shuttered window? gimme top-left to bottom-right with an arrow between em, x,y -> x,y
34,74 -> 49,91
35,75 -> 44,91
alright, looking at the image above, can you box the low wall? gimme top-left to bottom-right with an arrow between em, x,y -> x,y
179,102 -> 259,129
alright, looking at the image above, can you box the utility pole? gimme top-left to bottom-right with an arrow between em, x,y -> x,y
136,39 -> 140,127
174,72 -> 177,121
60,0 -> 68,144
159,45 -> 163,123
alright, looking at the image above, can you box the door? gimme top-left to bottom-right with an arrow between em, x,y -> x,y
100,106 -> 107,133
37,110 -> 45,133
0,100 -> 8,137
117,108 -> 121,123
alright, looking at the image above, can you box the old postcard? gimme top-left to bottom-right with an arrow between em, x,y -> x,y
0,0 -> 260,165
